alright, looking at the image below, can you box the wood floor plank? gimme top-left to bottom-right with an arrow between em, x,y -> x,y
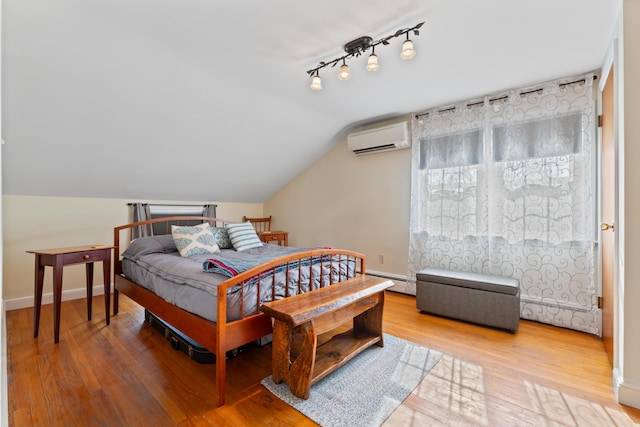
6,291 -> 640,426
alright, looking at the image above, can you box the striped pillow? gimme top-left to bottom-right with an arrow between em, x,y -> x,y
226,222 -> 263,251
171,223 -> 220,257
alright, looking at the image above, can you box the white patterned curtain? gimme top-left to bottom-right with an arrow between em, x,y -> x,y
408,74 -> 598,334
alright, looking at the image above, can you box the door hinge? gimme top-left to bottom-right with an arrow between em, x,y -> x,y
598,296 -> 603,309
598,115 -> 603,127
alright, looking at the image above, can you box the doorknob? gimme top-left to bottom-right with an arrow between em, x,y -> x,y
601,222 -> 615,231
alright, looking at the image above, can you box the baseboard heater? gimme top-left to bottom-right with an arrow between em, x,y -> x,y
366,270 -> 412,295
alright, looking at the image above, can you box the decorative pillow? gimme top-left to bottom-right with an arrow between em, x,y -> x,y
211,227 -> 233,249
171,223 -> 220,257
225,222 -> 263,251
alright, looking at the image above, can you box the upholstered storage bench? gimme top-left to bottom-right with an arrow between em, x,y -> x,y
416,268 -> 520,333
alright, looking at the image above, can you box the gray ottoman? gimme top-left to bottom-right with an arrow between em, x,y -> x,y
416,268 -> 520,333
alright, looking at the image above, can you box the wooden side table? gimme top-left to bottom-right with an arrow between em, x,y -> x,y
27,245 -> 113,343
258,230 -> 289,246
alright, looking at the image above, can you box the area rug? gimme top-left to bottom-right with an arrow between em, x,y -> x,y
261,334 -> 443,427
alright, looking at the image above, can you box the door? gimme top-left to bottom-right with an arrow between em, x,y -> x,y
601,66 -> 615,364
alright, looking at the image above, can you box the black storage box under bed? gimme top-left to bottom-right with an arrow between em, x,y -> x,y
144,309 -> 241,364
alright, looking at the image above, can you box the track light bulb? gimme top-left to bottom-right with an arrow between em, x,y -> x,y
400,39 -> 416,60
310,74 -> 323,91
366,53 -> 379,72
339,62 -> 351,80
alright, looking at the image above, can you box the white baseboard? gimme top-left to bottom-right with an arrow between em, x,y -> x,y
613,366 -> 623,394
617,373 -> 640,410
4,285 -> 113,311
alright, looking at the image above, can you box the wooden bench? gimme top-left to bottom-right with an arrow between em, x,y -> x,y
260,275 -> 394,399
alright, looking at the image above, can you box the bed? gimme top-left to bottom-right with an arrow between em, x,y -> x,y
112,216 -> 366,406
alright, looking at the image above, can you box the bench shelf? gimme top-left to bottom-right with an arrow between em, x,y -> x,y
313,328 -> 381,385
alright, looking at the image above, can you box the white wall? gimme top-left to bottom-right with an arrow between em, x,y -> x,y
618,0 -> 640,409
265,116 -> 412,289
2,195 -> 263,307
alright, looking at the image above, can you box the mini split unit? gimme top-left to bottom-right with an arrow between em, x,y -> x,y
347,121 -> 411,155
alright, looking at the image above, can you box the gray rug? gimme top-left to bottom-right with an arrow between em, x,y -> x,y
261,334 -> 443,427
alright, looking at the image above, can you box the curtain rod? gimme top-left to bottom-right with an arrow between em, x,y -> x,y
414,75 -> 597,120
520,88 -> 543,96
521,76 -> 595,96
488,95 -> 508,103
466,100 -> 484,108
126,203 -> 217,207
558,77 -> 593,88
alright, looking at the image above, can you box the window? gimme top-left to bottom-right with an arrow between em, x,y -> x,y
416,113 -> 589,245
418,129 -> 485,239
489,113 -> 588,244
148,205 -> 210,235
130,203 -> 216,238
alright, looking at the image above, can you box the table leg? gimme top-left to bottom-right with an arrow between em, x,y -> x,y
103,250 -> 111,325
86,262 -> 94,321
33,256 -> 45,338
53,256 -> 64,344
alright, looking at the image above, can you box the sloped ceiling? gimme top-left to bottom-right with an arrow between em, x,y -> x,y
1,0 -> 620,202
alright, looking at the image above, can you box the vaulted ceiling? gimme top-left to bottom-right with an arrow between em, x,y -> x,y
2,0 -> 620,202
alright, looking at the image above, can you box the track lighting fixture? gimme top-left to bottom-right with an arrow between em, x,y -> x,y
307,21 -> 424,90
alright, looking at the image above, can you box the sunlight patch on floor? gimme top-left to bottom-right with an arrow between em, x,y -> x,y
384,355 -> 638,427
525,381 -> 636,427
384,355 -> 489,426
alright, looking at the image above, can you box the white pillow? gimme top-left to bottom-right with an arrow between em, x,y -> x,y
171,223 -> 220,257
226,222 -> 263,251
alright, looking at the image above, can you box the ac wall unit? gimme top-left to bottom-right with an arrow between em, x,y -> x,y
347,121 -> 410,155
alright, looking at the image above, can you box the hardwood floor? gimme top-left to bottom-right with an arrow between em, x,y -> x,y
7,291 -> 640,426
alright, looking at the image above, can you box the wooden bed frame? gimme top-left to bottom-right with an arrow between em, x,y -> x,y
112,216 -> 366,406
